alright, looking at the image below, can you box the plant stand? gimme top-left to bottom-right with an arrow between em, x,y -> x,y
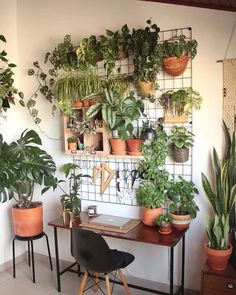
12,232 -> 53,283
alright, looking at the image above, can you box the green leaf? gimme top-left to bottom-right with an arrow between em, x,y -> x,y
86,103 -> 101,119
8,63 -> 16,68
0,35 -> 6,43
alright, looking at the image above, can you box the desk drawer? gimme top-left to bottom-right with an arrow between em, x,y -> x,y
203,287 -> 234,295
203,274 -> 236,294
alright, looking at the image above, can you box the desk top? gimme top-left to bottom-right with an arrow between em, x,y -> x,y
48,212 -> 186,247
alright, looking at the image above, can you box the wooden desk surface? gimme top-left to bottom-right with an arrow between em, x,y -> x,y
48,212 -> 186,247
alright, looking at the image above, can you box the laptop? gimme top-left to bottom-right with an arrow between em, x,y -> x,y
88,214 -> 131,229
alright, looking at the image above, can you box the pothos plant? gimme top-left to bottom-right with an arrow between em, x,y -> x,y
137,127 -> 170,208
27,35 -> 77,123
0,34 -> 24,118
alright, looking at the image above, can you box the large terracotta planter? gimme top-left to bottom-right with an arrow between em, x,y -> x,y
143,207 -> 163,226
163,55 -> 189,77
139,81 -> 155,95
126,139 -> 144,156
169,212 -> 191,231
110,138 -> 126,155
12,202 -> 43,237
205,243 -> 232,271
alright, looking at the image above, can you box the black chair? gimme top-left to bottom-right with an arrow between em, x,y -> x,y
12,232 -> 53,283
71,228 -> 135,295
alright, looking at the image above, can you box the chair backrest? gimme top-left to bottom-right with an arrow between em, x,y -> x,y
71,228 -> 113,273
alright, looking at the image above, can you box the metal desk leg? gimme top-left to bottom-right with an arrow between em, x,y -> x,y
54,227 -> 61,292
170,246 -> 174,295
181,235 -> 185,295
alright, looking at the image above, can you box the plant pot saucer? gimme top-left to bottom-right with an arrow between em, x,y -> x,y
111,151 -> 127,155
158,229 -> 172,235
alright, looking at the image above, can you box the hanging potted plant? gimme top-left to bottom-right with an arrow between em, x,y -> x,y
0,130 -> 58,237
0,34 -> 24,119
168,176 -> 199,230
137,128 -> 169,225
156,214 -> 173,234
159,88 -> 202,123
169,126 -> 194,163
132,19 -> 162,98
162,34 -> 198,77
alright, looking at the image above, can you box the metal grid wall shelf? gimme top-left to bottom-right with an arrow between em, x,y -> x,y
73,27 -> 193,206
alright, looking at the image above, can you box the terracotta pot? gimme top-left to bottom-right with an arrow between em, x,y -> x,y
143,207 -> 163,226
169,212 -> 191,231
109,138 -> 126,155
158,222 -> 172,235
12,202 -> 43,237
205,243 -> 232,271
68,142 -> 77,151
89,98 -> 98,106
163,55 -> 189,77
126,139 -> 144,156
139,81 -> 155,95
82,100 -> 90,107
173,148 -> 189,163
74,100 -> 83,108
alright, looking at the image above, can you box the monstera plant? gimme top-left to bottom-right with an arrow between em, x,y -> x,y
0,129 -> 58,237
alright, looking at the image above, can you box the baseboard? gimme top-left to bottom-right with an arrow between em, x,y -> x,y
0,252 -> 26,273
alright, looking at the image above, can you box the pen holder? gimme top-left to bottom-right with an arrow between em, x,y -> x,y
88,205 -> 97,217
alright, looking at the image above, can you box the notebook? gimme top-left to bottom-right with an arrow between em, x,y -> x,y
88,214 -> 132,229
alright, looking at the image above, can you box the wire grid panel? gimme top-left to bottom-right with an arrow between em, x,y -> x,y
74,27 -> 193,206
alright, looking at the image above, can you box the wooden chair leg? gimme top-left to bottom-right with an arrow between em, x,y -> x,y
118,269 -> 132,295
78,271 -> 88,295
93,273 -> 99,293
105,274 -> 111,295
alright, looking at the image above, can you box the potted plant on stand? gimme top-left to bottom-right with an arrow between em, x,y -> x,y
202,121 -> 236,270
0,129 -> 58,237
137,128 -> 170,225
157,214 -> 173,234
168,176 -> 199,230
169,126 -> 194,163
162,34 -> 198,77
132,19 -> 162,98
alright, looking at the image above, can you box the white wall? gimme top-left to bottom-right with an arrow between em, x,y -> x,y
1,0 -> 236,291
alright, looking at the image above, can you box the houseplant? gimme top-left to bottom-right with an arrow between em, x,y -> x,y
156,214 -> 173,234
0,34 -> 24,118
137,128 -> 170,225
59,163 -> 91,224
169,126 -> 194,163
0,129 -> 58,236
159,88 -> 202,122
132,19 -> 162,97
205,214 -> 233,270
162,34 -> 198,76
86,89 -> 144,155
67,136 -> 78,151
168,176 -> 199,230
202,122 -> 236,270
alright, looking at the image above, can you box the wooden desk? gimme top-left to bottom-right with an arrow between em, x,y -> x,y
48,212 -> 187,295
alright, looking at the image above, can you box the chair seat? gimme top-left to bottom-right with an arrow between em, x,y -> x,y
109,250 -> 134,273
